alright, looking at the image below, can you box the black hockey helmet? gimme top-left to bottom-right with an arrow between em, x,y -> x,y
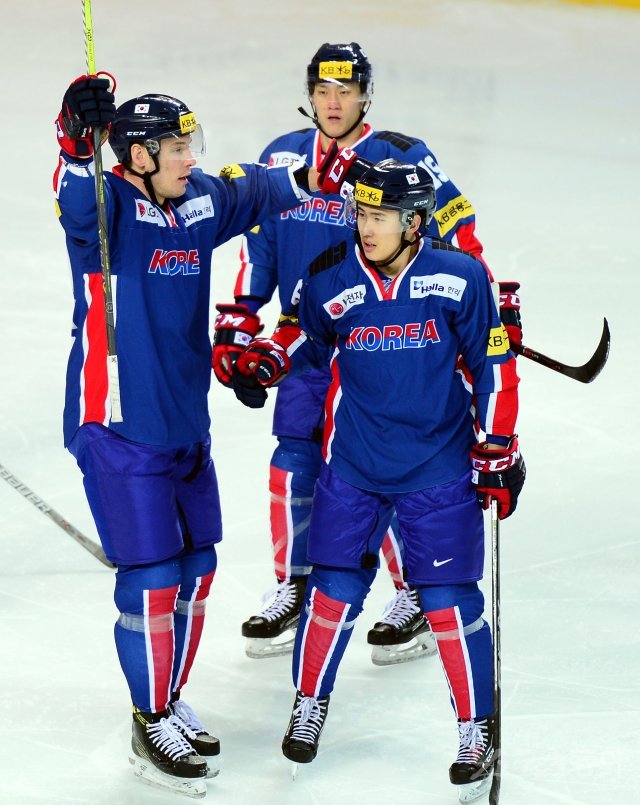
306,42 -> 373,98
348,158 -> 437,232
109,94 -> 204,165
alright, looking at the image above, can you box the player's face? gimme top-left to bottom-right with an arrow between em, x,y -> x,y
311,81 -> 364,140
152,135 -> 198,202
357,205 -> 405,263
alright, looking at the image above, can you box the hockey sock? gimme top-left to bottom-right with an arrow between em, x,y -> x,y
114,558 -> 181,713
379,514 -> 407,589
293,565 -> 374,698
418,583 -> 494,719
270,438 -> 321,580
172,545 -> 217,693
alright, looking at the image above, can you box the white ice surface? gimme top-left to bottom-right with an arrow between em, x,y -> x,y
1,1 -> 638,803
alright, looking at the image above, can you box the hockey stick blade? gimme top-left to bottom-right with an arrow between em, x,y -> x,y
0,463 -> 115,568
512,318 -> 610,383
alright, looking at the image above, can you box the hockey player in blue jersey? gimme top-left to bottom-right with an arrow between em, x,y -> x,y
53,72 -> 327,797
212,42 -> 515,666
233,159 -> 525,800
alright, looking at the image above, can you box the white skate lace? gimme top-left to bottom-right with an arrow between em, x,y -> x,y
257,580 -> 300,622
146,715 -> 196,759
290,695 -> 327,744
455,719 -> 489,764
379,588 -> 421,628
172,700 -> 204,735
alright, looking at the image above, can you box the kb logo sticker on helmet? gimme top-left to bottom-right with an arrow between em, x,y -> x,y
179,112 -> 197,134
319,61 -> 353,80
354,183 -> 383,206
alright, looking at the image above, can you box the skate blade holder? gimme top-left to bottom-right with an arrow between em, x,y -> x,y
129,755 -> 207,799
245,631 -> 296,659
370,632 -> 438,666
456,768 -> 493,803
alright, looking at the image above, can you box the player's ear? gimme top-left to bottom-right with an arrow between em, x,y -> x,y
129,142 -> 150,170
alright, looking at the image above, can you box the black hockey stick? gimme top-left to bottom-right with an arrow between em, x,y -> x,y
512,318 -> 609,383
0,462 -> 115,569
489,499 -> 501,805
83,0 -> 123,421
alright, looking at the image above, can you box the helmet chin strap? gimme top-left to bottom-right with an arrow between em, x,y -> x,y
355,230 -> 422,269
297,100 -> 371,143
125,152 -> 162,207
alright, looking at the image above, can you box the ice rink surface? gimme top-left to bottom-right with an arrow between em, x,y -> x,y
1,0 -> 638,802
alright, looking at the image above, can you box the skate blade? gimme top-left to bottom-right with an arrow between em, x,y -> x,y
245,633 -> 296,659
205,761 -> 220,779
370,633 -> 438,666
129,756 -> 207,799
456,768 -> 493,803
290,761 -> 299,781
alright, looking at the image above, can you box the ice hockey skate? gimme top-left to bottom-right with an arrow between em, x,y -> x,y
242,576 -> 307,658
170,694 -> 220,779
282,690 -> 330,772
449,717 -> 496,803
367,587 -> 437,665
129,707 -> 208,799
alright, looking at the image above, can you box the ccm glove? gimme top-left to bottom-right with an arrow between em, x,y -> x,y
498,281 -> 523,347
233,338 -> 292,409
212,303 -> 263,387
470,436 -> 526,519
316,139 -> 371,197
57,73 -> 116,158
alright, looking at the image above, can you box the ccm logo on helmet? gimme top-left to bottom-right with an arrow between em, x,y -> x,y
148,249 -> 200,276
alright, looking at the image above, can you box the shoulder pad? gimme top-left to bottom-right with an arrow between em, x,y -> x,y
374,130 -> 422,153
308,240 -> 348,277
430,237 -> 477,261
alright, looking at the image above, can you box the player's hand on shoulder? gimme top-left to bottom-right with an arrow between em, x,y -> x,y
57,72 -> 116,159
316,139 -> 371,196
212,303 -> 263,387
470,435 -> 526,519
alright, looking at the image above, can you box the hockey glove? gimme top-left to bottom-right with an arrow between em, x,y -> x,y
498,281 -> 523,347
233,338 -> 292,408
57,73 -> 116,159
470,436 -> 526,519
316,139 -> 371,197
212,303 -> 263,387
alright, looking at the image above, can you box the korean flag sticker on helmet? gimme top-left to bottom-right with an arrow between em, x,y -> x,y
406,173 -> 420,185
134,104 -> 150,114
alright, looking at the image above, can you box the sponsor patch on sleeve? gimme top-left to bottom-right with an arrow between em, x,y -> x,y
434,194 -> 475,238
487,324 -> 510,356
219,164 -> 246,180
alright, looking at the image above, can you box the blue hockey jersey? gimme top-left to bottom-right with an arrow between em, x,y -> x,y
232,124 -> 489,442
284,238 -> 519,494
54,156 -> 302,447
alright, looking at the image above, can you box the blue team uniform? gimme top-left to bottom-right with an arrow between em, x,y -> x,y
54,148 -> 303,714
277,236 -> 519,720
233,123 -> 488,580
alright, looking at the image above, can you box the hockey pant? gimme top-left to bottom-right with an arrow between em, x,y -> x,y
114,544 -> 217,713
293,567 -> 493,718
270,437 -> 406,587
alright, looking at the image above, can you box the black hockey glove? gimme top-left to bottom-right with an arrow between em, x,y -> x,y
470,436 -> 526,519
231,371 -> 269,409
57,73 -> 116,158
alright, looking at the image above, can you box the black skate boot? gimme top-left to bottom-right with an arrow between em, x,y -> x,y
241,576 -> 308,659
282,690 -> 330,764
449,717 -> 496,803
170,691 -> 220,779
129,707 -> 208,798
367,587 -> 437,665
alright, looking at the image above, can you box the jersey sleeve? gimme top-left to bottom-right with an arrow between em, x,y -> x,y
233,214 -> 279,304
404,139 -> 489,273
453,262 -> 519,437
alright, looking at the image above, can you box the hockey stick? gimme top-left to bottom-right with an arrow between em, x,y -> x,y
512,318 -> 609,384
82,0 -> 123,422
489,499 -> 501,805
0,462 -> 115,569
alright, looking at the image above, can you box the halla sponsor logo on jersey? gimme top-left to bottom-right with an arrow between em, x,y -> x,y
148,249 -> 200,276
323,285 -> 366,319
175,195 -> 214,228
410,273 -> 467,301
281,198 -> 345,227
346,320 -> 440,351
135,199 -> 167,227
